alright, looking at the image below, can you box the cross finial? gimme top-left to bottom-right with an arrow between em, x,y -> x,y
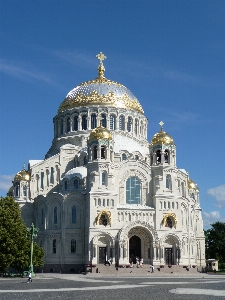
23,162 -> 26,170
96,52 -> 107,64
159,121 -> 164,131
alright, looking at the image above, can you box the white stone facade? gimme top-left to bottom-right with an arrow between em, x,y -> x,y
13,58 -> 205,272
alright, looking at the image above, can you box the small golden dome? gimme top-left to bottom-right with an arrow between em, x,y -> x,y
187,179 -> 198,190
151,130 -> 174,145
89,125 -> 112,141
14,169 -> 30,181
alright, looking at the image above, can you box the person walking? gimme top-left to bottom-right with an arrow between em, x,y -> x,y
140,258 -> 143,268
27,272 -> 32,283
151,265 -> 154,273
136,257 -> 139,268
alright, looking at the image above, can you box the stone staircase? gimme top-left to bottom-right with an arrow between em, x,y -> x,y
86,264 -> 200,276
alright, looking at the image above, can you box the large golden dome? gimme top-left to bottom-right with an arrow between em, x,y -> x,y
14,169 -> 30,181
89,124 -> 112,141
187,179 -> 198,190
58,52 -> 144,114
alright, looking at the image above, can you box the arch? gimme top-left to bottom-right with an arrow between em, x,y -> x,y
52,239 -> 56,253
110,114 -> 116,130
71,239 -> 76,253
60,119 -> 63,135
91,114 -> 97,129
66,117 -> 70,133
127,116 -> 132,132
156,150 -> 161,163
134,119 -> 138,135
164,149 -> 169,163
92,231 -> 114,246
161,213 -> 177,229
93,146 -> 97,160
96,210 -> 111,226
126,176 -> 140,204
101,113 -> 107,127
119,115 -> 125,131
81,115 -> 87,130
74,116 -> 78,131
122,153 -> 127,161
74,178 -> 79,189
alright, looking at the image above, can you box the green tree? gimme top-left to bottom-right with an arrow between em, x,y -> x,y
0,196 -> 44,272
205,222 -> 225,263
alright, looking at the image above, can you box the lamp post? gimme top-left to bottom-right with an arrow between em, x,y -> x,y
27,223 -> 39,276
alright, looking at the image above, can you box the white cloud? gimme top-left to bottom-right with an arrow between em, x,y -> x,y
202,211 -> 225,229
207,184 -> 225,208
0,175 -> 14,193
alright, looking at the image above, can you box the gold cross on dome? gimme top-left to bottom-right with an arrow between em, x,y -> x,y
159,121 -> 164,131
96,52 -> 107,64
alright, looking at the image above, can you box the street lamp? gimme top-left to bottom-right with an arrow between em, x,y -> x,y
27,223 -> 39,276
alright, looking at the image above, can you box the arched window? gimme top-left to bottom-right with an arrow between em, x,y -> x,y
82,115 -> 87,130
91,114 -> 97,129
101,114 -> 107,127
53,207 -> 57,224
41,209 -> 44,225
50,167 -> 54,184
65,180 -> 68,191
74,116 -> 78,131
164,150 -> 169,163
126,177 -> 140,204
83,156 -> 87,165
101,146 -> 106,159
53,239 -> 56,253
119,115 -> 125,131
156,150 -> 161,163
166,175 -> 172,190
93,146 -> 97,160
110,114 -> 116,130
60,120 -> 63,135
66,118 -> 70,133
15,183 -> 20,197
40,172 -> 44,189
23,185 -> 27,196
71,239 -> 76,253
122,153 -> 126,161
74,179 -> 79,190
127,117 -> 132,132
102,172 -> 105,185
134,119 -> 138,135
72,206 -> 76,223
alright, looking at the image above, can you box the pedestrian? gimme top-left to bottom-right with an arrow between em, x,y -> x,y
105,258 -> 112,266
136,256 -> 139,268
27,271 -> 32,283
140,258 -> 143,268
151,265 -> 154,273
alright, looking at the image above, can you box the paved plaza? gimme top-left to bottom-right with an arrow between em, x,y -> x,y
0,273 -> 225,299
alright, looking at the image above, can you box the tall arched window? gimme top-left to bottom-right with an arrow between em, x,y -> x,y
126,177 -> 140,204
164,150 -> 169,163
119,115 -> 125,131
74,179 -> 79,190
74,116 -> 78,131
53,239 -> 56,253
156,150 -> 161,163
65,180 -> 68,191
166,175 -> 172,190
71,239 -> 76,253
101,145 -> 106,159
101,114 -> 107,127
50,167 -> 54,184
53,207 -> 57,224
72,206 -> 76,223
23,185 -> 27,196
66,118 -> 70,133
82,115 -> 87,130
15,183 -> 20,197
40,172 -> 44,189
110,114 -> 116,130
60,120 -> 63,135
134,119 -> 138,135
83,156 -> 87,165
127,117 -> 132,132
102,172 -> 105,185
91,114 -> 97,129
93,146 -> 97,160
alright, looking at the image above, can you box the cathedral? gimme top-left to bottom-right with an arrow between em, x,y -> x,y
13,52 -> 205,272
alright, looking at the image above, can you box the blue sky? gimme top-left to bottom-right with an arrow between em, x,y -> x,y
0,0 -> 224,229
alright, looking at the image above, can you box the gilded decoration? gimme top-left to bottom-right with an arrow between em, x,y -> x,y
89,124 -> 112,141
14,169 -> 30,181
187,179 -> 198,190
162,213 -> 177,229
150,121 -> 174,145
96,210 -> 111,226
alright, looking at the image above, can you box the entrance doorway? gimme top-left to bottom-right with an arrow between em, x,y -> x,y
98,247 -> 106,264
129,236 -> 141,263
165,248 -> 174,265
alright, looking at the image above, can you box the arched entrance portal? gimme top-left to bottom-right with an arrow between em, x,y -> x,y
129,236 -> 141,263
